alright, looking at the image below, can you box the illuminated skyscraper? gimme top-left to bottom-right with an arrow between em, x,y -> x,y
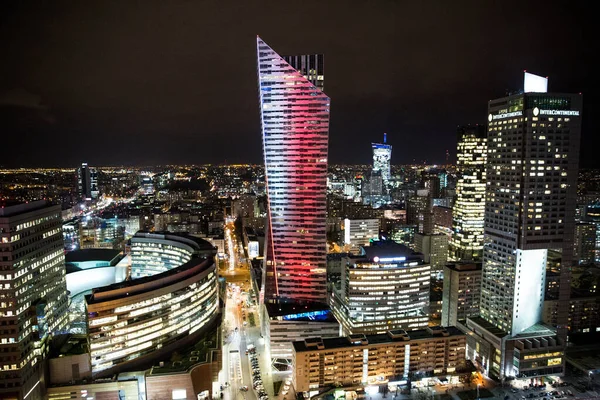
0,201 -> 69,400
77,162 -> 99,200
462,73 -> 581,380
450,125 -> 487,261
257,37 -> 330,302
372,133 -> 392,186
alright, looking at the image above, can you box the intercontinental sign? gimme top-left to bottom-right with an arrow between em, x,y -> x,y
533,107 -> 579,117
488,111 -> 523,121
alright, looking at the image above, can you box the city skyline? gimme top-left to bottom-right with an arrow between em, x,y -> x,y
0,1 -> 597,168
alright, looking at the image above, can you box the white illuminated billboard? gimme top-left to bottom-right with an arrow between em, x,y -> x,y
524,72 -> 548,93
248,241 -> 259,259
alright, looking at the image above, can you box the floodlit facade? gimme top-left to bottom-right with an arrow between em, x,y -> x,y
257,36 -> 330,302
331,240 -> 430,334
450,125 -> 487,261
372,133 -> 392,187
292,326 -> 466,393
0,201 -> 69,400
462,73 -> 582,380
86,232 -> 219,377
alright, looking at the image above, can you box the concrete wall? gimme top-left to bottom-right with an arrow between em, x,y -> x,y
49,353 -> 92,384
146,374 -> 195,400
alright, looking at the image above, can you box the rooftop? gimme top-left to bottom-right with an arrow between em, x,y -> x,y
445,262 -> 482,272
65,248 -> 122,264
356,239 -> 423,262
0,200 -> 55,217
264,300 -> 333,319
293,326 -> 465,353
467,316 -> 509,338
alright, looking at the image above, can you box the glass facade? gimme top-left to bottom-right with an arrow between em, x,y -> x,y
257,37 -> 330,302
86,233 -> 219,377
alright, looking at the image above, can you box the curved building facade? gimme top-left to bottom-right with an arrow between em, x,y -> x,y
85,232 -> 219,377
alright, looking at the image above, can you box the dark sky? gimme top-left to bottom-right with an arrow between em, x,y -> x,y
0,1 -> 597,168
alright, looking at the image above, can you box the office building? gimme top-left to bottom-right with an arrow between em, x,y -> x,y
86,232 -> 219,377
450,125 -> 487,261
406,195 -> 429,232
77,163 -> 99,200
292,326 -> 466,394
543,295 -> 600,335
461,73 -> 581,380
574,222 -> 596,265
372,133 -> 392,187
331,240 -> 430,335
0,201 -> 69,400
257,36 -> 330,302
441,262 -> 482,327
283,54 -> 324,91
343,218 -> 379,254
414,232 -> 448,275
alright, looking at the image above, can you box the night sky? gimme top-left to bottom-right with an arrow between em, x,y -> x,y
0,1 -> 597,168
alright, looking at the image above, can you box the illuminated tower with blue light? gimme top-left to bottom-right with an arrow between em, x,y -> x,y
257,36 -> 330,302
372,133 -> 392,187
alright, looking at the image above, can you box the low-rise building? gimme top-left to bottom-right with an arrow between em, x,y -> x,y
292,326 -> 466,393
262,301 -> 340,363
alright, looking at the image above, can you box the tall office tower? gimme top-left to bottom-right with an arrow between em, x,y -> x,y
463,73 -> 581,380
257,37 -> 330,302
573,222 -> 597,265
441,262 -> 482,327
77,162 -> 99,200
372,133 -> 392,187
450,125 -> 487,261
0,201 -> 69,400
283,54 -> 324,91
414,232 -> 448,275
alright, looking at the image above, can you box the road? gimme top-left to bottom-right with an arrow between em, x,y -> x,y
218,218 -> 295,400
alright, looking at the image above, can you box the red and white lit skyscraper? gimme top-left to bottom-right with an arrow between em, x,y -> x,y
257,36 -> 330,302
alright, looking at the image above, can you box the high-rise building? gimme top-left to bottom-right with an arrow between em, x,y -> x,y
257,36 -> 330,302
414,232 -> 448,275
461,73 -> 581,380
574,222 -> 597,265
450,125 -> 487,261
77,163 -> 99,200
282,54 -> 324,91
372,133 -> 392,187
441,262 -> 482,327
330,240 -> 430,334
0,201 -> 69,400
